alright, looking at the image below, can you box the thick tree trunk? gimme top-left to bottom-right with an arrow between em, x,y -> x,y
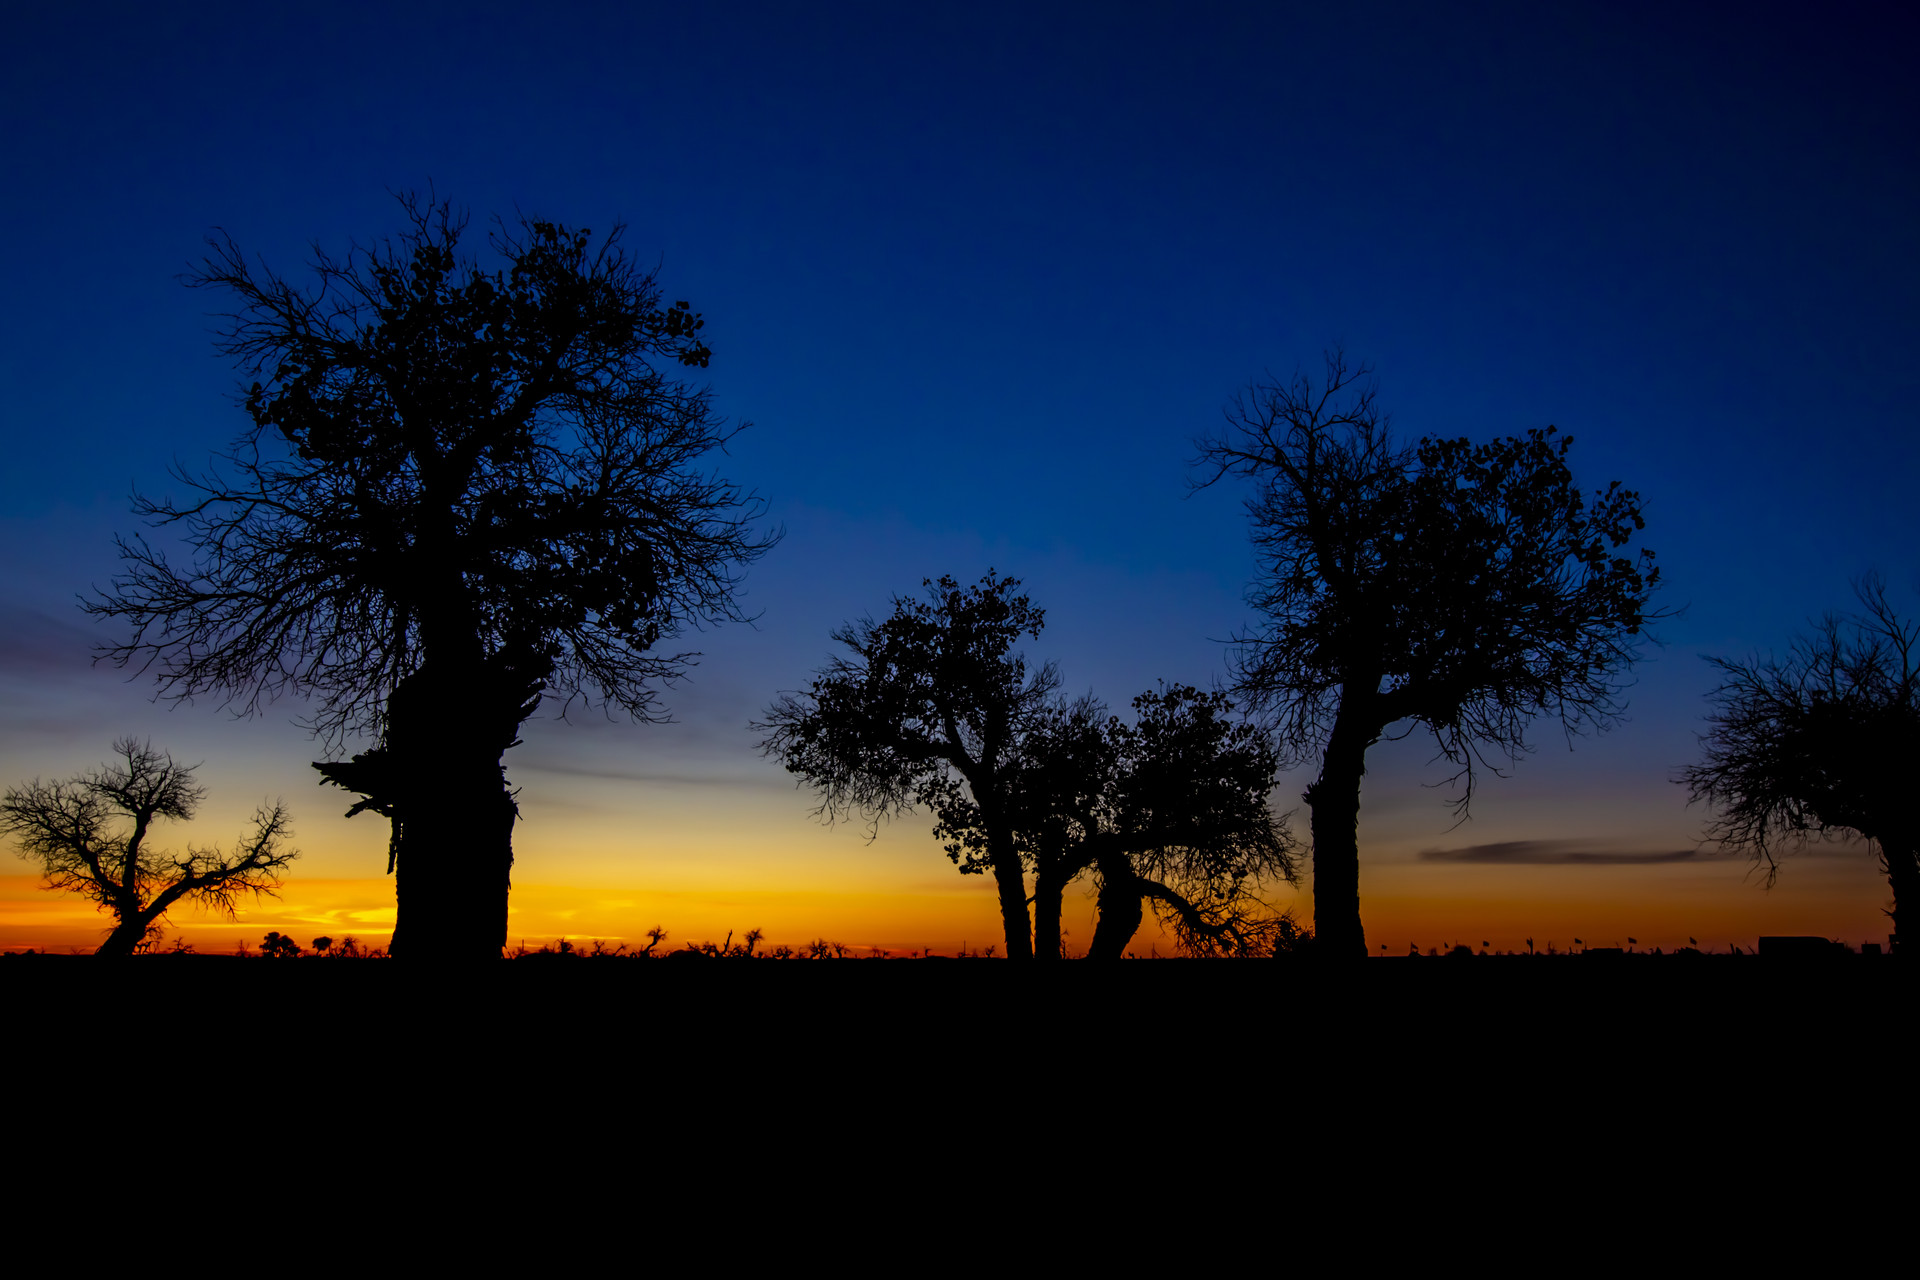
1086,852 -> 1142,960
1304,692 -> 1378,960
321,650 -> 540,961
392,658 -> 536,960
389,749 -> 518,960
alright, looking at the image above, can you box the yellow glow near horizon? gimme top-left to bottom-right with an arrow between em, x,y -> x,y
0,736 -> 1895,956
0,836 -> 1897,955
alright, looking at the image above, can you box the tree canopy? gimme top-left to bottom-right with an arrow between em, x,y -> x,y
91,196 -> 772,739
1,739 -> 297,956
1194,352 -> 1662,956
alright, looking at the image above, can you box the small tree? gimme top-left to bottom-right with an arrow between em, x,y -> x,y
1,739 -> 298,956
1193,353 -> 1662,956
87,195 -> 777,958
757,572 -> 1057,960
1681,577 -> 1919,948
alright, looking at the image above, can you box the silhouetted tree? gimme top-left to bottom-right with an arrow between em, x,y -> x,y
1681,577 -> 1919,948
0,739 -> 298,956
756,572 -> 1057,960
88,196 -> 776,959
1194,353 -> 1661,957
760,575 -> 1296,960
996,686 -> 1300,959
260,930 -> 301,958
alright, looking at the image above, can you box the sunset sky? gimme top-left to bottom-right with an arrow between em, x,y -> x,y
3,2 -> 1914,954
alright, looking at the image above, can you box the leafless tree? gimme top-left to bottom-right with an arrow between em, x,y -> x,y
2,739 -> 297,956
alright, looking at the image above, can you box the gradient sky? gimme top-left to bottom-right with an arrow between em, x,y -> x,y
3,1 -> 1915,954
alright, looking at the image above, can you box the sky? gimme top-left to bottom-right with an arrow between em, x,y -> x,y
2,1 -> 1915,954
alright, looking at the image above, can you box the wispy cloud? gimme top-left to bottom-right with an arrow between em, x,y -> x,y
1418,840 -> 1702,865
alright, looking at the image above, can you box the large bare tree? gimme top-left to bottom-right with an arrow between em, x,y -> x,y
1194,352 -> 1663,957
88,196 -> 777,958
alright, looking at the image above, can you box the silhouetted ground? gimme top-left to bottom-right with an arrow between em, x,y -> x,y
6,954 -> 1894,1172
7,951 -> 1900,1056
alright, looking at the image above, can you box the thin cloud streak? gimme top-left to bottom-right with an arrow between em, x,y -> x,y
1418,840 -> 1702,865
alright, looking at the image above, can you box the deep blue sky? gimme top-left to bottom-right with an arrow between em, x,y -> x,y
3,1 -> 1916,941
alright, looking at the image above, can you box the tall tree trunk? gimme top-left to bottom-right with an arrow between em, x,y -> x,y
987,827 -> 1033,961
1086,851 -> 1142,960
1304,689 -> 1378,960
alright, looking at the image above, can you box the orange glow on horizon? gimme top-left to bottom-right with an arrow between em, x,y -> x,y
0,842 -> 1897,957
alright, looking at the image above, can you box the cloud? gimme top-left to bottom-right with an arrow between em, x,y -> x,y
1417,840 -> 1702,865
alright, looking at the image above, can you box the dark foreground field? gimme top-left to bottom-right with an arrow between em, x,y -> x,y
9,953 -> 1901,1053
6,957 -> 1900,1165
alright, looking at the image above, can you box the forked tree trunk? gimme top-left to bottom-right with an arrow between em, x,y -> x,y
1305,691 -> 1378,960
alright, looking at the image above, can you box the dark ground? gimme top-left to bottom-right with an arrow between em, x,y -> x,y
6,957 -> 1897,1173
9,953 -> 1898,1056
